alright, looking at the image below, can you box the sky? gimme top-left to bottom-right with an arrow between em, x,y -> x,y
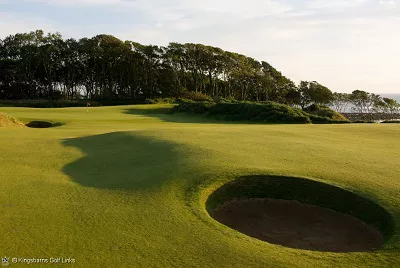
0,0 -> 399,94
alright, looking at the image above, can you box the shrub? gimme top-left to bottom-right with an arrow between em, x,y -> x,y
144,98 -> 177,104
180,92 -> 213,102
173,100 -> 312,124
308,115 -> 351,124
173,101 -> 215,114
214,97 -> 237,103
381,120 -> 400,124
353,120 -> 376,124
209,102 -> 311,124
304,104 -> 349,122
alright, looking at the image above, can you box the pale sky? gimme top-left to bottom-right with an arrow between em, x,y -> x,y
1,0 -> 399,93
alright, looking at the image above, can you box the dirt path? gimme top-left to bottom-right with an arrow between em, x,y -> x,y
211,198 -> 384,252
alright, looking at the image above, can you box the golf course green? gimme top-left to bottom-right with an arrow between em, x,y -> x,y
1,104 -> 399,267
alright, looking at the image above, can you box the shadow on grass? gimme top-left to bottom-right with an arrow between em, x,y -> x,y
124,107 -> 232,124
62,132 -> 184,190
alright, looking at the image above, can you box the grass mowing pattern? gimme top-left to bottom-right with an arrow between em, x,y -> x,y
0,104 -> 400,267
206,175 -> 394,242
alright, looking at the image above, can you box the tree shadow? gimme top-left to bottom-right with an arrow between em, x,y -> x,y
124,107 -> 248,125
62,132 -> 185,190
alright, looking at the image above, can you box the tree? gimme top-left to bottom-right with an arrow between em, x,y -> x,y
350,90 -> 380,119
297,81 -> 333,109
331,92 -> 350,113
383,98 -> 400,119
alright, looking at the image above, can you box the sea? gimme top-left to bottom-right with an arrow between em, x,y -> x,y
381,94 -> 400,102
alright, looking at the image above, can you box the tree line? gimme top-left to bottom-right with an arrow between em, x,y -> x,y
0,30 -> 297,102
0,30 -> 399,118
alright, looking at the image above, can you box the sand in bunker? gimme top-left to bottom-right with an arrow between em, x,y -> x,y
211,198 -> 384,252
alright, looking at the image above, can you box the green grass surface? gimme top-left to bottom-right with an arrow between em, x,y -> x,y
0,104 -> 399,267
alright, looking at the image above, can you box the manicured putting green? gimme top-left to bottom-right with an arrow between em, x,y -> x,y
0,105 -> 399,267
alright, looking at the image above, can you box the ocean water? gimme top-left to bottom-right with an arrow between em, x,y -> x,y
381,94 -> 400,102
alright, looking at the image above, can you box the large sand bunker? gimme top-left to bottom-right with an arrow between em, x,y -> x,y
206,176 -> 394,252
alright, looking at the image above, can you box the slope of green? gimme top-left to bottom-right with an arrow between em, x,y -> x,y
0,104 -> 399,268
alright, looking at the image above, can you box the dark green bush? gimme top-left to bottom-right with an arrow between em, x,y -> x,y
173,100 -> 312,124
381,120 -> 400,124
308,115 -> 351,124
179,92 -> 213,102
173,101 -> 215,114
353,120 -> 376,124
214,97 -> 237,103
209,102 -> 311,124
144,98 -> 177,104
304,104 -> 350,122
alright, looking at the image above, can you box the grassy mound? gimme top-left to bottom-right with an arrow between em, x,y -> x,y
304,104 -> 350,124
206,175 -> 394,242
173,101 -> 351,124
173,100 -> 311,124
0,112 -> 24,127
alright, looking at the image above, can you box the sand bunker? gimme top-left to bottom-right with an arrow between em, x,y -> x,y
211,198 -> 384,252
206,175 -> 394,252
26,121 -> 64,128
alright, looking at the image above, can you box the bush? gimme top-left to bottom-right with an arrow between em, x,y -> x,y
214,96 -> 237,103
304,104 -> 350,122
173,100 -> 312,124
308,115 -> 351,124
210,102 -> 311,124
144,98 -> 177,104
353,120 -> 376,124
173,100 -> 357,124
179,92 -> 213,102
381,120 -> 400,124
173,101 -> 215,114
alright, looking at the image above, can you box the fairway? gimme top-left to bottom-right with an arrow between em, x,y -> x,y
1,105 -> 400,267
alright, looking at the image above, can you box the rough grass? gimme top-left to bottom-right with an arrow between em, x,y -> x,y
0,104 -> 399,268
0,112 -> 24,127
